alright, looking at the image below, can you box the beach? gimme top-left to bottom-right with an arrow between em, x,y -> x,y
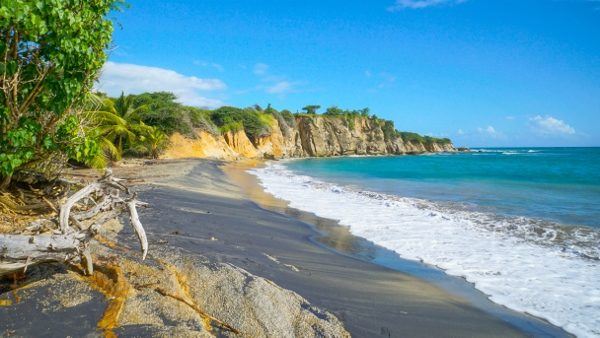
0,158 -> 570,337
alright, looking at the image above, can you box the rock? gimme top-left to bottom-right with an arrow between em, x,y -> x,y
1,244 -> 349,338
163,115 -> 456,160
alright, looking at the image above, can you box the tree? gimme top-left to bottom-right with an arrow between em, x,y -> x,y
302,105 -> 320,115
129,92 -> 190,135
0,0 -> 119,189
135,122 -> 168,159
324,106 -> 343,116
90,98 -> 137,161
264,103 -> 277,115
112,91 -> 147,120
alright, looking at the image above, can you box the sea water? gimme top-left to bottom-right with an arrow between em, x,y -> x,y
250,148 -> 600,337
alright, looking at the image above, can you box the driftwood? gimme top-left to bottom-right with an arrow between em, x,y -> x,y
0,169 -> 148,277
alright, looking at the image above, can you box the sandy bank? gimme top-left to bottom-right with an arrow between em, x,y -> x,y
0,158 -> 560,337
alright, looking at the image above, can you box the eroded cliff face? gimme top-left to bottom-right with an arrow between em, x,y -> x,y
163,116 -> 455,160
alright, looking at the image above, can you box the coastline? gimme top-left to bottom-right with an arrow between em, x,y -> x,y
224,159 -> 572,337
0,158 -> 570,337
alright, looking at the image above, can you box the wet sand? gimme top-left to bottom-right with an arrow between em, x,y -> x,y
1,159 -> 569,337
135,159 -> 536,337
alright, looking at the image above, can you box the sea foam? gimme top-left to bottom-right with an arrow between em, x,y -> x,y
250,162 -> 600,338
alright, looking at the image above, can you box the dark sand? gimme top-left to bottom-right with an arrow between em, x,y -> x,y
0,159 -> 569,337
135,159 -> 559,337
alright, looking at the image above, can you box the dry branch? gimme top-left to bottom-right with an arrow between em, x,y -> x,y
0,170 -> 148,277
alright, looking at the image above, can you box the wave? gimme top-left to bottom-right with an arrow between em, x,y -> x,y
250,162 -> 600,338
470,149 -> 543,156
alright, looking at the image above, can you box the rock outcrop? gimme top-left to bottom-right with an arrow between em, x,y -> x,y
0,236 -> 349,337
164,115 -> 455,160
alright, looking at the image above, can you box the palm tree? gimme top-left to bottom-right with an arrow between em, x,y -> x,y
94,107 -> 136,160
112,92 -> 147,120
134,122 -> 169,159
85,94 -> 138,161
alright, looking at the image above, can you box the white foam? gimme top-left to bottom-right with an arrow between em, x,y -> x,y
250,162 -> 600,338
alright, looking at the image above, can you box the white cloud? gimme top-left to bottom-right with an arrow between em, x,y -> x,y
252,62 -> 300,95
457,128 -> 465,135
388,0 -> 467,10
96,61 -> 226,108
477,125 -> 500,138
530,115 -> 575,136
193,60 -> 224,72
253,63 -> 269,76
505,115 -> 516,120
266,81 -> 293,94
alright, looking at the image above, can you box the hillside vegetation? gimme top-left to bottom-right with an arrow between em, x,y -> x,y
85,93 -> 452,161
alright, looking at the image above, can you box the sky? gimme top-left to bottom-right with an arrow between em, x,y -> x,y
97,0 -> 600,147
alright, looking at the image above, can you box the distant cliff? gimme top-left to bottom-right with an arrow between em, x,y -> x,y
162,115 -> 455,160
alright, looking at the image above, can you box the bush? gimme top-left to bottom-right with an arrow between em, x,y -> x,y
0,0 -> 118,187
209,107 -> 271,142
187,107 -> 219,135
130,92 -> 192,135
382,120 -> 400,141
280,110 -> 296,127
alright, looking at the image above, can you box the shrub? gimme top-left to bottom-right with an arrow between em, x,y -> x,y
0,0 -> 119,188
209,106 -> 271,142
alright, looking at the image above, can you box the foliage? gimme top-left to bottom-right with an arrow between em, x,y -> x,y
0,0 -> 119,188
302,105 -> 321,115
382,120 -> 400,141
209,106 -> 271,141
84,91 -> 450,163
399,132 -> 451,145
86,93 -> 172,161
88,99 -> 136,160
129,92 -> 191,135
186,107 -> 219,135
279,109 -> 296,128
131,122 -> 168,159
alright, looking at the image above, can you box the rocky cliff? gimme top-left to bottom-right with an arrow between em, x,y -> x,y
163,115 -> 455,160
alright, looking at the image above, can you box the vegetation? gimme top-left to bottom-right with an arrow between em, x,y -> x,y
85,94 -> 451,156
0,0 -> 120,188
0,0 -> 449,189
302,105 -> 321,115
398,132 -> 451,145
210,106 -> 272,142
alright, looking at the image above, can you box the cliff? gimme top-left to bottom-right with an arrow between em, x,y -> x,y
163,115 -> 455,160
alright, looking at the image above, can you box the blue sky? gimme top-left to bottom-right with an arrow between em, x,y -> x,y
97,0 -> 600,147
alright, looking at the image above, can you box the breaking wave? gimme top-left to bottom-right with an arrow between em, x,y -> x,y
250,162 -> 600,337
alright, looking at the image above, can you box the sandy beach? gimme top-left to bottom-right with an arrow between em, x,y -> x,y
0,159 -> 569,337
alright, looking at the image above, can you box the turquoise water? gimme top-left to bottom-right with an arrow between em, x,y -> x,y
252,147 -> 600,336
285,147 -> 600,229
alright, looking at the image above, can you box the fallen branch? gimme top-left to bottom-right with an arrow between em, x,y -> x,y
0,169 -> 148,277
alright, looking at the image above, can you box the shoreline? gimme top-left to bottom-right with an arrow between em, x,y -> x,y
224,159 -> 571,337
0,158 -> 571,336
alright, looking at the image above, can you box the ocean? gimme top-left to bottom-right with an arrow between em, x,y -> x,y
250,148 -> 600,338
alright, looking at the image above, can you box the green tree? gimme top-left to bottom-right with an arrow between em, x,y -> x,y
89,98 -> 137,160
0,0 -> 119,189
112,91 -> 147,120
134,122 -> 168,159
209,106 -> 271,142
302,105 -> 321,115
130,92 -> 191,135
324,106 -> 343,116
